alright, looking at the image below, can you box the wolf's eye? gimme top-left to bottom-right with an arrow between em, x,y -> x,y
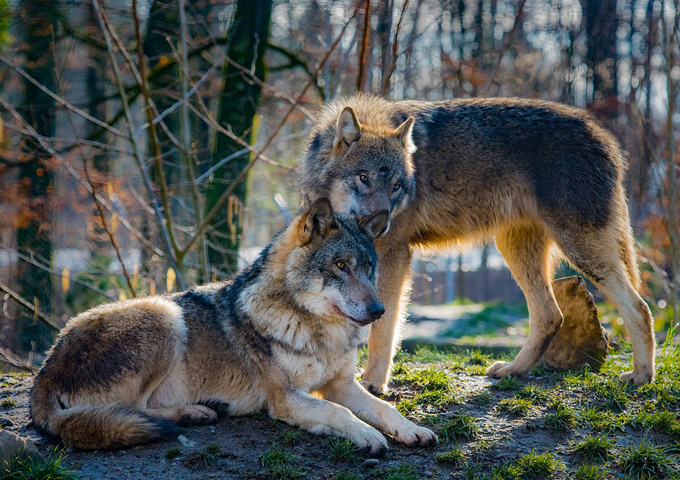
393,182 -> 401,192
335,261 -> 348,271
359,173 -> 369,184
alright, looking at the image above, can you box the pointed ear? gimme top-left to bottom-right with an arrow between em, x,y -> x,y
394,116 -> 416,154
358,210 -> 390,240
335,106 -> 361,149
299,198 -> 338,245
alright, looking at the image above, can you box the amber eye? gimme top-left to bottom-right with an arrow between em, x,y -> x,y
359,173 -> 369,184
335,261 -> 347,271
393,182 -> 401,192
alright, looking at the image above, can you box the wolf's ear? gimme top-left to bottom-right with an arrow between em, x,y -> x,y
394,116 -> 416,155
358,210 -> 390,240
300,198 -> 338,244
335,106 -> 361,149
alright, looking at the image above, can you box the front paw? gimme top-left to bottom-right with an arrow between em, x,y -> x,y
347,423 -> 389,457
620,369 -> 654,385
393,423 -> 437,448
486,360 -> 527,379
359,380 -> 387,396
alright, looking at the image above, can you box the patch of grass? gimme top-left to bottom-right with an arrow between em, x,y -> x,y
498,398 -> 535,417
276,430 -> 302,446
593,378 -> 630,412
581,408 -> 630,433
259,447 -> 298,469
544,403 -> 578,435
517,385 -> 550,402
182,444 -> 221,470
163,447 -> 182,459
492,376 -> 522,392
327,438 -> 358,464
570,435 -> 614,462
573,464 -> 610,480
374,463 -> 418,480
439,414 -> 479,442
466,350 -> 492,366
513,450 -> 561,479
469,392 -> 492,406
632,410 -> 680,437
1,449 -> 79,480
619,439 -> 675,479
435,446 -> 465,466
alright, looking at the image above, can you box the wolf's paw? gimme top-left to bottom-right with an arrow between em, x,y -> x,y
620,369 -> 654,385
393,423 -> 437,448
348,424 -> 388,457
359,380 -> 387,396
486,360 -> 527,379
177,405 -> 219,426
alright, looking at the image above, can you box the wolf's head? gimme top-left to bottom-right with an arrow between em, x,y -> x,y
281,198 -> 388,325
300,105 -> 416,236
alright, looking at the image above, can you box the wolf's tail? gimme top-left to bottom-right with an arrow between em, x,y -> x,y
31,393 -> 181,450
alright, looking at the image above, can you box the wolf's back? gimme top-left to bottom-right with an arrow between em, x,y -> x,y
31,388 -> 181,449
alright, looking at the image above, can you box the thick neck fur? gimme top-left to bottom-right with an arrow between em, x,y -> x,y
231,226 -> 361,355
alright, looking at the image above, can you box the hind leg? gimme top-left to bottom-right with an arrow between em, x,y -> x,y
147,405 -> 218,426
487,223 -> 563,378
554,227 -> 655,385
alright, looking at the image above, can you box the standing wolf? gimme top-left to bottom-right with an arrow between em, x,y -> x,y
30,199 -> 436,452
299,94 -> 655,393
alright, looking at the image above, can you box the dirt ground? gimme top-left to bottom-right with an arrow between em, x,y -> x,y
2,349 -> 679,480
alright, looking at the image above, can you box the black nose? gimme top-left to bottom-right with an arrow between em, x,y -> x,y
368,302 -> 385,320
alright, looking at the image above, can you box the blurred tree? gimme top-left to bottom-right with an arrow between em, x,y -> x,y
206,0 -> 272,274
14,0 -> 59,353
0,0 -> 10,49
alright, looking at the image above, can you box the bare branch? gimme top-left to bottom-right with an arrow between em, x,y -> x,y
0,279 -> 60,331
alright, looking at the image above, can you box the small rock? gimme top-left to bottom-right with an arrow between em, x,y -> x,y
424,471 -> 435,477
362,458 -> 380,469
0,417 -> 13,428
178,434 -> 195,448
544,276 -> 609,371
0,431 -> 42,469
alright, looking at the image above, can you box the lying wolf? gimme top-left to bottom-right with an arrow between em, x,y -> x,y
299,94 -> 654,393
30,199 -> 437,452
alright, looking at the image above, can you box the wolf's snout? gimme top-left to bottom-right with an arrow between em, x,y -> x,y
368,302 -> 385,320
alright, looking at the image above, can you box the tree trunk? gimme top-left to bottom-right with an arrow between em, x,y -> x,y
15,0 -> 58,353
205,0 -> 272,275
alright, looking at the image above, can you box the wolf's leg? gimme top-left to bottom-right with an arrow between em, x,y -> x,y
321,377 -> 437,447
362,240 -> 412,395
147,405 -> 218,426
553,224 -> 655,385
487,223 -> 563,378
267,388 -> 388,456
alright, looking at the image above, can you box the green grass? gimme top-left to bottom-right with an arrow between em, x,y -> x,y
259,447 -> 298,469
374,463 -> 419,480
513,450 -> 562,479
438,414 -> 479,442
517,385 -> 550,402
570,435 -> 614,462
498,398 -> 535,416
581,407 -> 630,433
573,464 -> 611,480
435,446 -> 465,465
619,439 -> 675,479
1,449 -> 78,480
163,447 -> 182,459
326,438 -> 358,464
632,410 -> 680,437
544,403 -> 578,435
492,376 -> 522,392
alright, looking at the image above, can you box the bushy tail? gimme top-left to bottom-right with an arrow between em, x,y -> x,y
32,396 -> 181,450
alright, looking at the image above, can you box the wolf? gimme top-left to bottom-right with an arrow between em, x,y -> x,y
299,94 -> 655,393
30,198 -> 437,452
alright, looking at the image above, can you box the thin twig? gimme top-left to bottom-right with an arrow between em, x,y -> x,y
380,0 -> 410,96
0,279 -> 60,331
